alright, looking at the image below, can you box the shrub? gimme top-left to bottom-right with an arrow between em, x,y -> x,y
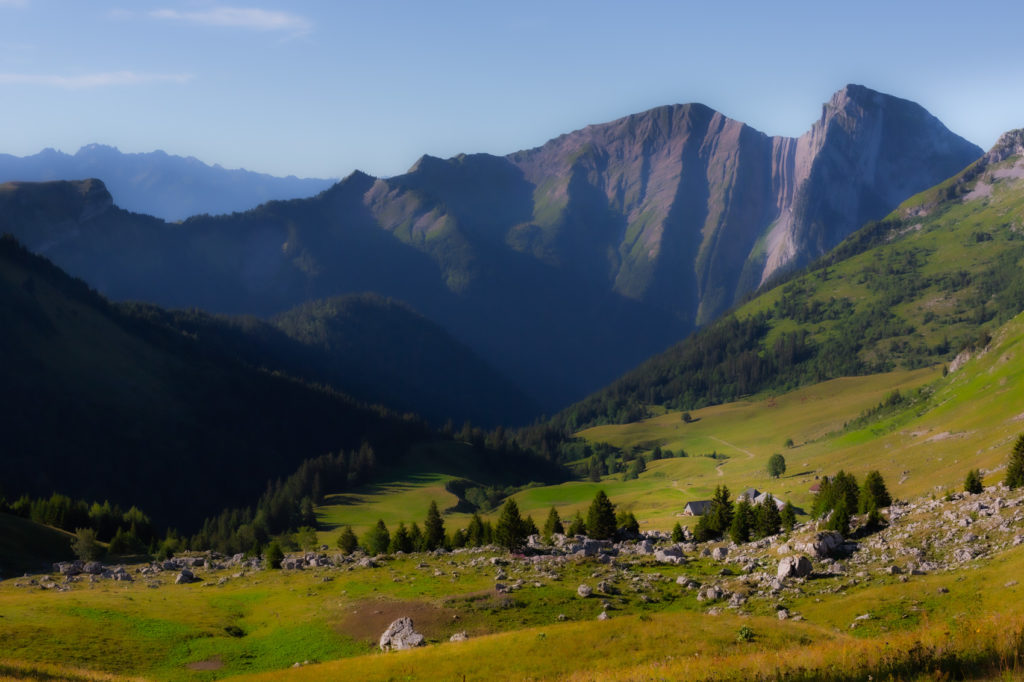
964,469 -> 984,495
264,541 -> 284,569
1007,435 -> 1024,489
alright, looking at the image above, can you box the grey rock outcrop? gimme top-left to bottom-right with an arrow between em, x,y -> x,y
777,555 -> 813,580
379,617 -> 425,652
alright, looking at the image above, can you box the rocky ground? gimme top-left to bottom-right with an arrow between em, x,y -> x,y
10,484 -> 1024,652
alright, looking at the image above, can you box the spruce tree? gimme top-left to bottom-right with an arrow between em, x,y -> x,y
542,507 -> 563,542
708,485 -> 734,536
858,471 -> 892,513
424,501 -> 445,551
964,469 -> 983,495
1007,434 -> 1024,489
264,541 -> 284,569
362,519 -> 390,555
780,502 -> 797,532
567,511 -> 586,536
586,490 -> 617,540
337,526 -> 358,554
408,522 -> 423,551
466,513 -> 486,547
826,497 -> 851,535
670,521 -> 685,543
494,499 -> 527,551
729,500 -> 754,544
753,495 -> 782,539
389,522 -> 413,553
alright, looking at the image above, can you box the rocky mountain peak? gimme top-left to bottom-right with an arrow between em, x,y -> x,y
985,129 -> 1024,164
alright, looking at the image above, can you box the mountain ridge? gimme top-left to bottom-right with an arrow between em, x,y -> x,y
0,85 -> 983,410
0,144 -> 335,221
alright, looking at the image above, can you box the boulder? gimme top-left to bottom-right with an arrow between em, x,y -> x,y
796,531 -> 843,559
175,569 -> 200,584
379,617 -> 425,652
711,547 -> 728,560
449,631 -> 469,642
777,555 -> 812,580
577,584 -> 593,598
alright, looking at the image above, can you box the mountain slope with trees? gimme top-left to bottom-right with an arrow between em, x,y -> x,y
0,86 -> 980,409
555,129 -> 1024,429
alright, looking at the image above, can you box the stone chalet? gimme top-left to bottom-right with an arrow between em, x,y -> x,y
683,500 -> 712,516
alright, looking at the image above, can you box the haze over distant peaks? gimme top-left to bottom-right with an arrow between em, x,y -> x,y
0,144 -> 336,221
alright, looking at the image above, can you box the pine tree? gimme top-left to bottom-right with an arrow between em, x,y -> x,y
542,507 -> 563,542
389,522 -> 413,553
337,526 -> 358,554
264,541 -> 284,569
964,469 -> 983,495
494,499 -> 527,551
1007,434 -> 1024,489
424,501 -> 445,551
708,485 -> 734,536
586,490 -> 617,540
825,497 -> 851,535
408,522 -> 423,551
858,471 -> 892,513
729,500 -> 754,544
567,511 -> 586,536
780,502 -> 797,532
362,519 -> 390,555
522,515 -> 538,537
616,510 -> 640,534
753,495 -> 781,539
466,513 -> 486,547
693,514 -> 716,543
670,521 -> 685,543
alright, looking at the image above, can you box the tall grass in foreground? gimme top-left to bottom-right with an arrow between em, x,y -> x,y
0,659 -> 146,681
233,612 -> 1024,682
573,614 -> 1024,681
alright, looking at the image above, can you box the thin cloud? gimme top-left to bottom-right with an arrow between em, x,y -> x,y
0,71 -> 193,89
150,6 -> 311,35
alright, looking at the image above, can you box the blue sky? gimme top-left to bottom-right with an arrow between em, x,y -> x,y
1,0 -> 1021,179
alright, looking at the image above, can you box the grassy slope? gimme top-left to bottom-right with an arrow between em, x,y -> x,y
0,514 -> 75,577
5,313 -> 1024,681
557,151 -> 1024,429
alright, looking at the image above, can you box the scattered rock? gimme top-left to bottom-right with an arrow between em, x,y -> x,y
379,617 -> 425,652
175,569 -> 200,585
777,555 -> 812,580
577,584 -> 593,598
449,631 -> 468,642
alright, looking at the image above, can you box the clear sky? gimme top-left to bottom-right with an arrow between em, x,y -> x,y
1,0 -> 1021,179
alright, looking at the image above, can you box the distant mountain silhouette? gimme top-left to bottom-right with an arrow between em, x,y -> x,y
0,144 -> 334,221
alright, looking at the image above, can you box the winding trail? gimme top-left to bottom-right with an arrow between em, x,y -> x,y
709,436 -> 757,477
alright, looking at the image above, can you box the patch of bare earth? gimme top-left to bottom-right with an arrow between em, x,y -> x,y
336,598 -> 459,644
186,657 -> 223,671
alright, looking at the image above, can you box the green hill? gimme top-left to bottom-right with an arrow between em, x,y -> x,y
0,514 -> 75,577
556,130 -> 1024,430
0,235 -> 436,529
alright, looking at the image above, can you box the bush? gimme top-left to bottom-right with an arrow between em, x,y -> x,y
1007,435 -> 1024,489
964,469 -> 984,495
337,526 -> 358,554
71,527 -> 103,562
264,541 -> 284,569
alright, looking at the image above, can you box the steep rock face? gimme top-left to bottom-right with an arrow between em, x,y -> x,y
508,85 -> 981,324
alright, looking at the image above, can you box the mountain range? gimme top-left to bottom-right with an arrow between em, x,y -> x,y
0,85 -> 983,411
0,144 -> 335,221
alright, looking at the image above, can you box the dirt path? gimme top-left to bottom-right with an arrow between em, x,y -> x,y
710,436 -> 757,459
